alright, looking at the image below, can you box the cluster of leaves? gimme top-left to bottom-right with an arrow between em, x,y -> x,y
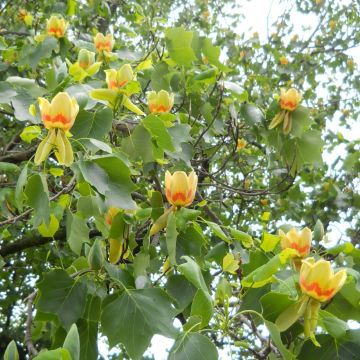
0,0 -> 359,359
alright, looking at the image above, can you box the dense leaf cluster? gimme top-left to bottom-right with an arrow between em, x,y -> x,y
0,0 -> 359,359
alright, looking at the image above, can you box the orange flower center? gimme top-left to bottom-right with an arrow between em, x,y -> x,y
109,80 -> 128,89
43,113 -> 70,127
300,276 -> 335,299
49,27 -> 64,36
280,99 -> 297,111
150,103 -> 171,113
96,41 -> 111,51
290,242 -> 310,254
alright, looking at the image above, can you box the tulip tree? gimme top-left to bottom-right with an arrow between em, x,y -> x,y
0,0 -> 359,359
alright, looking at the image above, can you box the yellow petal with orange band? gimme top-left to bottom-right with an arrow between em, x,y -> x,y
47,15 -> 68,38
279,227 -> 311,258
38,92 -> 79,131
105,64 -> 134,90
280,88 -> 301,111
147,90 -> 174,114
165,170 -> 198,207
299,258 -> 347,302
94,32 -> 114,52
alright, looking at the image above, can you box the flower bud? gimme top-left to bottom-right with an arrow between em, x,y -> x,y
78,49 -> 95,69
87,239 -> 104,270
165,171 -> 198,207
147,90 -> 174,114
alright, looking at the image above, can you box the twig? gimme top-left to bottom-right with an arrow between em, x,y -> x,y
25,291 -> 38,357
0,176 -> 76,227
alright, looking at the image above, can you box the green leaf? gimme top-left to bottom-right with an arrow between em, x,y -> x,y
202,37 -> 228,71
121,124 -> 154,163
190,289 -> 213,328
178,256 -> 209,294
19,36 -> 58,70
25,173 -> 50,227
205,220 -> 230,243
78,156 -> 137,210
66,210 -> 89,255
37,269 -> 87,330
78,319 -> 98,360
71,108 -> 113,140
0,162 -> 19,173
101,288 -> 177,359
0,81 -> 17,103
229,228 -> 254,248
142,115 -> 175,152
166,212 -> 178,265
318,310 -> 348,339
33,348 -> 71,360
261,232 -> 281,252
298,331 -> 360,360
265,320 -> 295,360
38,214 -> 60,237
168,332 -> 218,360
4,340 -> 19,360
15,164 -> 27,211
261,292 -> 297,323
166,274 -> 197,312
296,130 -> 324,167
241,103 -> 264,124
63,324 -> 80,360
165,27 -> 196,66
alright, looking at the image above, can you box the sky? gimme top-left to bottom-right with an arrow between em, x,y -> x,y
99,0 -> 360,358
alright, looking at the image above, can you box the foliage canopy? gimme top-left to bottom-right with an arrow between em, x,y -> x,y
0,0 -> 359,359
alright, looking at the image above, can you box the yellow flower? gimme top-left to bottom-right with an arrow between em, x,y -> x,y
78,49 -> 95,69
68,49 -> 102,82
47,15 -> 68,38
105,64 -> 134,90
237,138 -> 247,150
38,92 -> 79,132
165,171 -> 198,207
19,9 -> 33,26
34,93 -> 79,166
329,19 -> 336,30
94,32 -> 114,52
299,258 -> 347,302
279,56 -> 289,65
279,88 -> 302,111
147,90 -> 174,114
279,227 -> 312,258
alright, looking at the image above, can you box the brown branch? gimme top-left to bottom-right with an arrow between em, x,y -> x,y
25,291 -> 38,358
0,147 -> 36,164
0,176 -> 76,227
0,30 -> 30,36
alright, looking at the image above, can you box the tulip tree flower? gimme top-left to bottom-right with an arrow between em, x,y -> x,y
165,171 -> 198,207
90,64 -> 144,115
150,170 -> 198,236
34,92 -> 79,166
105,65 -> 134,90
269,88 -> 302,135
94,32 -> 114,53
279,227 -> 311,270
68,49 -> 102,82
47,15 -> 68,38
147,90 -> 174,114
19,9 -> 33,27
276,257 -> 346,343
